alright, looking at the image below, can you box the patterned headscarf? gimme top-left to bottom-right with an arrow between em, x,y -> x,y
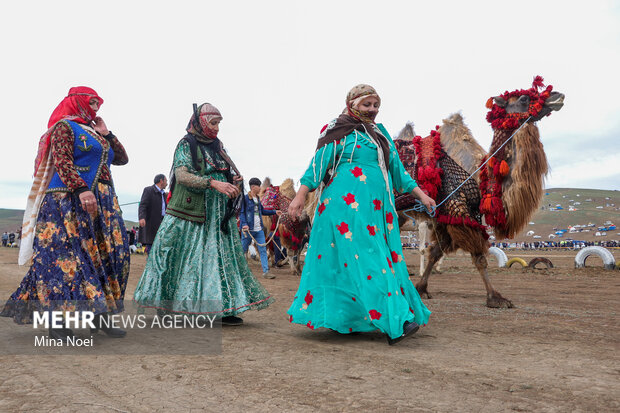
186,103 -> 223,140
317,84 -> 389,164
346,84 -> 381,123
35,86 -> 103,176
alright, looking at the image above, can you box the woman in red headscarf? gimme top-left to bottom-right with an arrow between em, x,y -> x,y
1,87 -> 130,339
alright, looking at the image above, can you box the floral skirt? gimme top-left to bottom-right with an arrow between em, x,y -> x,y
1,183 -> 130,324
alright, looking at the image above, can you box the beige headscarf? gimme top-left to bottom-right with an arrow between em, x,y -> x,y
346,84 -> 382,120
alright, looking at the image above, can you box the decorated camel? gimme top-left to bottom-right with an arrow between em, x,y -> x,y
260,178 -> 316,275
394,76 -> 564,308
395,124 -> 446,274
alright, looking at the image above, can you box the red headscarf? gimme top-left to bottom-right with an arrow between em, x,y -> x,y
34,87 -> 103,175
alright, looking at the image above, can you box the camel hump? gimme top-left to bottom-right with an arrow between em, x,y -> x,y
395,122 -> 416,141
438,113 -> 487,179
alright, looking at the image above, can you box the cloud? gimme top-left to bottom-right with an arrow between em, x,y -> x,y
546,154 -> 620,190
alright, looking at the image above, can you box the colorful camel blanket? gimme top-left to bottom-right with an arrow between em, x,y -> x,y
394,131 -> 487,237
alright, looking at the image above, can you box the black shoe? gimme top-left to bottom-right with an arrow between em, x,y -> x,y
221,316 -> 243,326
387,321 -> 420,345
49,327 -> 74,340
93,313 -> 127,338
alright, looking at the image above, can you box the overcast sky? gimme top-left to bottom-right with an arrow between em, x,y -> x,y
1,0 -> 618,222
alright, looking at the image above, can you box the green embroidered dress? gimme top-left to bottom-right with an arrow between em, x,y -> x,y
133,139 -> 273,315
287,123 -> 430,339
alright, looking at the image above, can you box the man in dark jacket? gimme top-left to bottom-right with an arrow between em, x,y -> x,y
240,177 -> 279,278
138,174 -> 168,254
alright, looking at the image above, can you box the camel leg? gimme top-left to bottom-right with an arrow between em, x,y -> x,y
435,255 -> 445,272
418,221 -> 428,275
294,251 -> 302,276
471,253 -> 514,308
288,251 -> 297,275
415,243 -> 443,299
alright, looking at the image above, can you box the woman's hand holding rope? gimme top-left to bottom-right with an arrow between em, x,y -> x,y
288,184 -> 310,220
411,186 -> 437,216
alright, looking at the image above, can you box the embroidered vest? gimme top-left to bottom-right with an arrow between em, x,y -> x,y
166,141 -> 209,223
46,120 -> 114,193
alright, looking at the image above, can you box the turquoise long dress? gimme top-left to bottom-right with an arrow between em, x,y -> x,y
287,123 -> 431,339
133,140 -> 273,315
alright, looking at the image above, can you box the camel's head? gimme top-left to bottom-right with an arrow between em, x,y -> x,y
258,177 -> 272,199
486,76 -> 564,130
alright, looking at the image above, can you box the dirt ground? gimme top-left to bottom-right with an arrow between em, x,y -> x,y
0,246 -> 618,412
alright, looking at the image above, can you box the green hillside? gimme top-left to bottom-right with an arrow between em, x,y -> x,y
509,188 -> 619,242
0,209 -> 24,233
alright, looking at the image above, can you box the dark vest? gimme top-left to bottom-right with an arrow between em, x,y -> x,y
166,141 -> 209,223
46,120 -> 114,193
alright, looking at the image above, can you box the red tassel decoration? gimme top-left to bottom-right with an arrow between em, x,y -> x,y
532,75 -> 545,90
499,160 -> 510,177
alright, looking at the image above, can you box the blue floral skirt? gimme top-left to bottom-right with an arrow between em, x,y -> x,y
1,183 -> 130,324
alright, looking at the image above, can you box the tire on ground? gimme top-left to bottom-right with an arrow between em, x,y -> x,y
506,257 -> 527,268
488,247 -> 508,267
574,246 -> 616,270
528,257 -> 554,269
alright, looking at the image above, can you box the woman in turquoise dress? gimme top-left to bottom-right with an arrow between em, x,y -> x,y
133,103 -> 273,325
288,85 -> 434,344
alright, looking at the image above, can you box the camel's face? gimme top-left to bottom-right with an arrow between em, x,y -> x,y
486,77 -> 564,130
495,91 -> 564,121
532,91 -> 564,121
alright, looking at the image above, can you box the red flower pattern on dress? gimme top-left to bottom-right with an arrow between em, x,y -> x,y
304,291 -> 313,306
409,308 -> 415,314
318,202 -> 326,215
289,315 -> 293,323
369,309 -> 382,320
401,287 -> 405,295
307,321 -> 314,330
344,263 -> 348,268
373,199 -> 382,210
343,193 -> 355,205
387,257 -> 392,269
337,222 -> 349,235
386,212 -> 393,224
367,225 -> 376,236
391,251 -> 399,263
352,297 -> 356,301
367,275 -> 372,280
388,292 -> 392,297
351,166 -> 363,177
318,254 -> 322,259
342,193 -> 359,210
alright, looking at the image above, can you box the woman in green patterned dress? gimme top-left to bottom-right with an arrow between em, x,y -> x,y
133,103 -> 273,325
287,85 -> 434,344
